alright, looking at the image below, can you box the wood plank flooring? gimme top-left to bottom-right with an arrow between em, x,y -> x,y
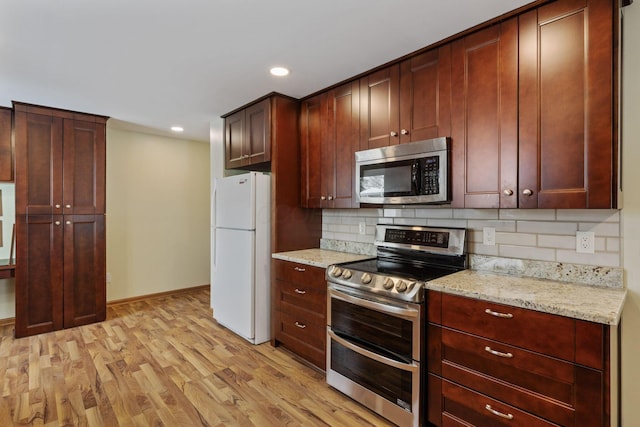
0,288 -> 393,426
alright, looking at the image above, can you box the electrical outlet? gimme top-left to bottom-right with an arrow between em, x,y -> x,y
106,272 -> 112,284
483,227 -> 496,246
576,231 -> 595,254
358,222 -> 366,235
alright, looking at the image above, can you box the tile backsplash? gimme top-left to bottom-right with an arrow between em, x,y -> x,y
321,207 -> 621,268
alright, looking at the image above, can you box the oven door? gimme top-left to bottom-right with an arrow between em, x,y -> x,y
327,286 -> 422,427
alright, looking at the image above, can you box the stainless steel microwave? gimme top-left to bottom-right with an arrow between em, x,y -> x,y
355,137 -> 451,205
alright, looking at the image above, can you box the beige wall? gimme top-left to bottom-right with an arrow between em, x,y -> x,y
106,128 -> 210,301
621,2 -> 640,425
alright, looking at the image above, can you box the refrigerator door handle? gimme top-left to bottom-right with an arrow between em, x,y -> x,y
212,186 -> 216,267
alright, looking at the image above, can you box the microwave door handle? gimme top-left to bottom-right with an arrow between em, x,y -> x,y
411,160 -> 421,195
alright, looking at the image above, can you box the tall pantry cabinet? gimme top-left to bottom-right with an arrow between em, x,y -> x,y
13,102 -> 108,338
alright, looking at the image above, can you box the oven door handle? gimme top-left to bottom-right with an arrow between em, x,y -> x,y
328,329 -> 419,372
329,287 -> 419,321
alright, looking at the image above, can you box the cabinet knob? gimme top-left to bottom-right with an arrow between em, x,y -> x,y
503,189 -> 514,196
65,204 -> 72,209
400,129 -> 409,135
485,404 -> 514,420
55,221 -> 61,226
522,188 -> 533,196
294,321 -> 307,329
55,204 -> 61,209
390,131 -> 398,137
293,266 -> 306,272
294,288 -> 307,295
65,220 -> 72,225
321,196 -> 326,201
328,195 -> 334,200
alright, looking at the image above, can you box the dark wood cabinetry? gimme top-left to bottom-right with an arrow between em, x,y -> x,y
301,82 -> 359,208
272,259 -> 326,369
427,291 -> 611,427
399,46 -> 452,144
518,0 -> 616,208
0,107 -> 13,182
224,97 -> 271,169
359,47 -> 452,150
450,18 -> 519,209
13,102 -> 108,338
452,0 -> 617,208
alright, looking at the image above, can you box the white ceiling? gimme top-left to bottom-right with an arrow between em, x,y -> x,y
0,0 -> 533,142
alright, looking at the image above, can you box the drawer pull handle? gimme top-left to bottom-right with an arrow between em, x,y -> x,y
294,266 -> 306,272
485,404 -> 514,420
485,346 -> 513,358
485,308 -> 513,318
294,288 -> 307,295
295,321 -> 306,329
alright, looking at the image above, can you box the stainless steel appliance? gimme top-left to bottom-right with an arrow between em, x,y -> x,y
355,137 -> 451,205
326,224 -> 467,427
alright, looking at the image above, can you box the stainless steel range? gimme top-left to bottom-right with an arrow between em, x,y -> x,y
326,224 -> 467,427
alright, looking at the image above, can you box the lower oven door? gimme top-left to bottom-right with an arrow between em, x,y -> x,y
327,286 -> 422,427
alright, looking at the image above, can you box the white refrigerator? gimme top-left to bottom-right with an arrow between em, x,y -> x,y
211,172 -> 271,344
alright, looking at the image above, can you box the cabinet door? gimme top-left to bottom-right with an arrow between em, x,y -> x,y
326,82 -> 359,208
15,215 -> 64,337
244,98 -> 271,165
0,108 -> 12,182
451,18 -> 518,208
14,111 -> 64,215
62,119 -> 106,214
360,65 -> 400,149
300,93 -> 326,208
224,109 -> 247,169
63,215 -> 106,328
519,0 -> 615,208
399,46 -> 452,144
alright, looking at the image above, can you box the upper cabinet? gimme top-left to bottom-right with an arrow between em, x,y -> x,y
224,97 -> 272,170
14,103 -> 107,215
0,107 -> 13,182
451,18 -> 519,208
399,46 -> 452,144
452,0 -> 617,208
301,82 -> 359,208
518,0 -> 616,209
359,46 -> 452,150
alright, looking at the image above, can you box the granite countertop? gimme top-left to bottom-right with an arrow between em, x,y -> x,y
272,249 -> 372,269
428,269 -> 626,325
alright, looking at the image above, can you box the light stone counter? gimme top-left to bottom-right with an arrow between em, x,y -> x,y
427,269 -> 626,325
272,249 -> 372,269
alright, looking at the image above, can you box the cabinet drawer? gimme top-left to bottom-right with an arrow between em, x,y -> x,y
441,379 -> 559,427
274,279 -> 325,314
441,293 -> 575,361
273,259 -> 326,286
441,327 -> 574,426
274,308 -> 326,369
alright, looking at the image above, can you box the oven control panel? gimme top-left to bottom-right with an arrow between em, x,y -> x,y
375,224 -> 466,256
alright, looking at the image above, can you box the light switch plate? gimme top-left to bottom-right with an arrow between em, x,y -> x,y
483,227 -> 496,246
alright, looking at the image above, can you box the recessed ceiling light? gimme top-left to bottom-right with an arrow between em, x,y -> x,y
270,67 -> 290,77
171,126 -> 184,132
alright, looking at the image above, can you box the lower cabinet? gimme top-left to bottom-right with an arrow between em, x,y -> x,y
427,291 -> 611,427
272,259 -> 326,369
15,215 -> 106,337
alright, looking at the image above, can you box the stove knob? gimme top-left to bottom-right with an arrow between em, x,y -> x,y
342,269 -> 352,279
383,278 -> 395,290
331,267 -> 343,277
361,273 -> 372,284
396,280 -> 408,293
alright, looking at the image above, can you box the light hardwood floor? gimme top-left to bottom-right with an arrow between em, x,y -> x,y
0,288 -> 393,426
